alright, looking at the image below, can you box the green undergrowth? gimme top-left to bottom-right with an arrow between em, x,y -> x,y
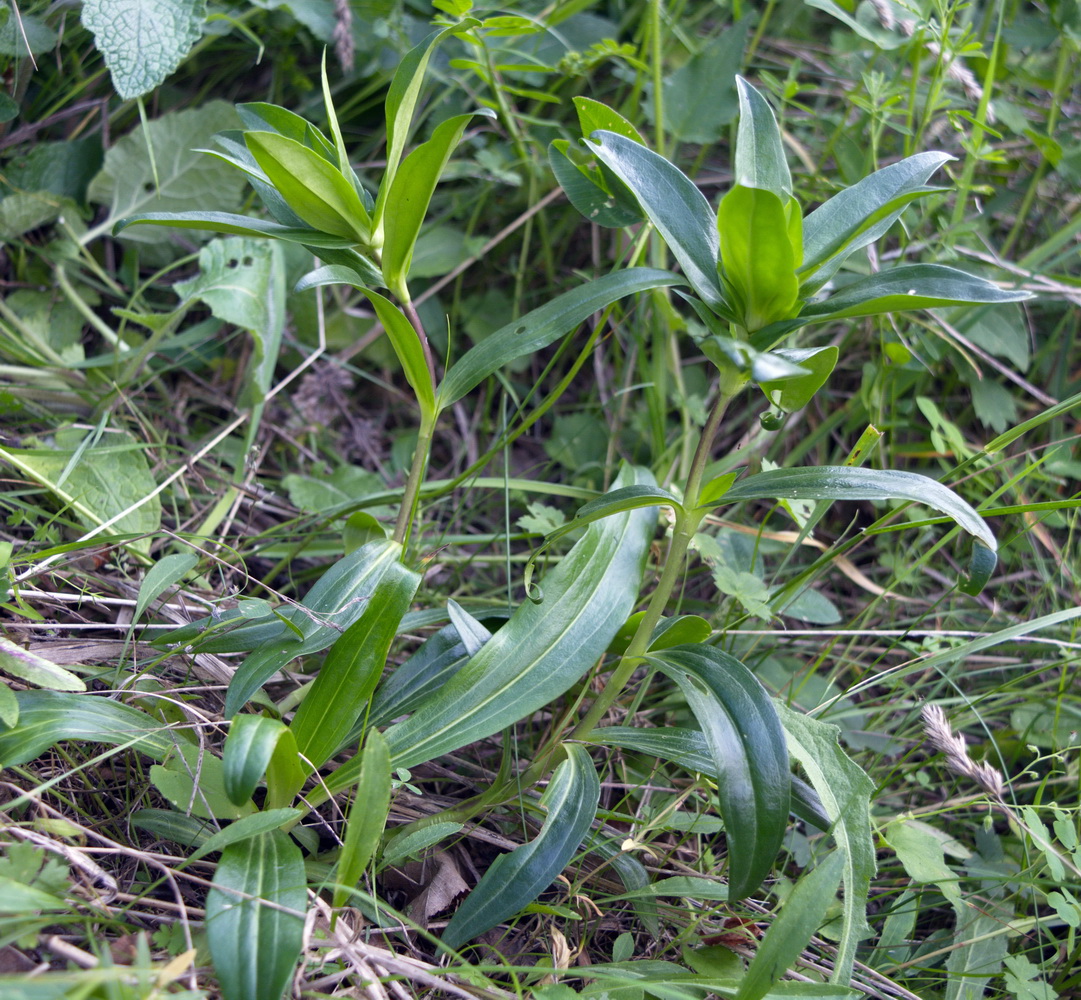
0,1 -> 1079,999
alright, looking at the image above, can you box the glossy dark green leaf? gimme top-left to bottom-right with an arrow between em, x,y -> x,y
438,268 -> 681,408
206,831 -> 306,1000
718,184 -> 799,331
367,610 -> 510,728
960,542 -> 998,596
224,539 -> 407,717
383,111 -> 492,294
586,132 -> 725,310
223,715 -> 304,808
645,645 -> 790,900
549,140 -> 644,229
289,559 -> 418,771
800,264 -> 1032,322
113,210 -> 356,247
759,346 -> 838,412
0,690 -> 185,767
779,704 -> 875,986
245,131 -> 370,242
733,77 -> 791,198
720,465 -> 996,549
801,151 -> 952,279
383,467 -> 657,769
590,726 -> 829,831
442,744 -> 600,948
333,728 -> 391,908
735,851 -> 845,1000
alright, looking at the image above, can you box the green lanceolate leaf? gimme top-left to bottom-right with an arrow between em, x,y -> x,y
223,539 -> 406,717
549,140 -> 645,228
438,268 -> 681,408
778,704 -> 875,986
718,184 -> 799,332
586,132 -> 726,311
801,151 -> 952,279
223,715 -> 303,807
333,728 -> 391,909
733,77 -> 791,199
442,744 -> 601,948
245,131 -> 370,242
801,264 -> 1032,322
356,289 -> 436,420
190,809 -> 305,862
382,467 -> 657,769
644,645 -> 790,900
236,102 -> 338,163
590,726 -> 830,831
0,636 -> 85,691
759,346 -> 839,412
722,465 -> 995,549
367,609 -> 509,728
289,560 -> 419,772
206,830 -> 306,1000
135,552 -> 199,622
526,484 -> 684,578
114,210 -> 359,248
0,690 -> 185,767
374,20 -> 479,239
573,97 -> 645,145
383,111 -> 493,293
735,851 -> 846,1000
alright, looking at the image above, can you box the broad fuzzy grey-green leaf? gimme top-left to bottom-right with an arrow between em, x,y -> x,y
88,101 -> 243,243
82,0 -> 207,100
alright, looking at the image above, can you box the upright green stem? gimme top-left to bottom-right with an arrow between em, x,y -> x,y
392,416 -> 435,549
568,379 -> 738,739
391,293 -> 439,550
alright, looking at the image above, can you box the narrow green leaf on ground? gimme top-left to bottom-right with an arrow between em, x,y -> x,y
0,690 -> 185,767
736,851 -> 845,1000
224,539 -> 404,717
289,559 -> 418,771
333,729 -> 391,908
779,704 -> 875,985
0,636 -> 85,691
206,830 -> 306,1000
645,645 -> 790,900
442,744 -> 601,948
